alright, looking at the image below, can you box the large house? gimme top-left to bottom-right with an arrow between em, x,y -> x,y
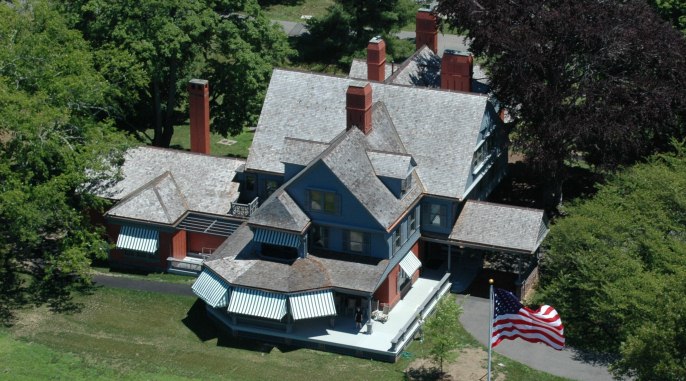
99,8 -> 548,362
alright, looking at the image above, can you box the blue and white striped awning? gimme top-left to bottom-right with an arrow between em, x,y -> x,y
399,250 -> 422,277
116,225 -> 159,253
289,289 -> 337,321
253,228 -> 300,248
192,270 -> 230,308
227,287 -> 288,320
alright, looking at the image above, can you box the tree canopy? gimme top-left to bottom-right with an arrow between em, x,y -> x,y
299,0 -> 416,67
649,0 -> 686,34
423,294 -> 462,374
438,0 -> 686,201
58,0 -> 292,145
536,142 -> 686,380
0,0 -> 129,317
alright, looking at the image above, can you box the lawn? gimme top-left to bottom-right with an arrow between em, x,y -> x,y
138,125 -> 254,158
2,287 -> 569,380
262,0 -> 335,23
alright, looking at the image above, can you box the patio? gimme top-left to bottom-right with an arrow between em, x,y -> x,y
207,273 -> 451,362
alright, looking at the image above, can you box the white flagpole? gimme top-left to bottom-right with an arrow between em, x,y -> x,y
487,278 -> 494,381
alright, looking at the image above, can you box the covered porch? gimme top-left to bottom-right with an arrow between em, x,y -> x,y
206,273 -> 450,362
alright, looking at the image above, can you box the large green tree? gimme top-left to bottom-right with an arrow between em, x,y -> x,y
536,142 -> 686,380
59,0 -> 292,146
0,0 -> 128,318
649,0 -> 686,34
300,0 -> 416,66
439,0 -> 686,205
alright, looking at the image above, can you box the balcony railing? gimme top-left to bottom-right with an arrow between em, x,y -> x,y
167,257 -> 203,275
229,197 -> 259,218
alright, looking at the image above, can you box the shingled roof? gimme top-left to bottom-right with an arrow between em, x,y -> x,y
204,225 -> 388,293
99,146 -> 244,221
449,200 -> 549,254
247,69 -> 490,199
248,191 -> 310,233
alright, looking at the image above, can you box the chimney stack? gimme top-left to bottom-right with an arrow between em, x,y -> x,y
415,8 -> 438,54
346,83 -> 373,135
441,50 -> 473,92
367,37 -> 386,82
188,79 -> 210,155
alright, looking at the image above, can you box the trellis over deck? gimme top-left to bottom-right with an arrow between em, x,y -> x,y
206,273 -> 451,363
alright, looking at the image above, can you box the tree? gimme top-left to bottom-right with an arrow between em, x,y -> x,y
423,294 -> 463,374
299,0 -> 415,66
535,142 -> 686,380
648,0 -> 686,34
59,0 -> 292,146
0,0 -> 128,318
438,0 -> 686,204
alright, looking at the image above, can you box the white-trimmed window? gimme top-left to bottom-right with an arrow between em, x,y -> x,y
408,209 -> 417,235
427,204 -> 447,228
309,225 -> 329,249
392,229 -> 401,252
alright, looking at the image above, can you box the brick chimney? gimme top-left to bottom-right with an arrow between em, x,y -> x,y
367,37 -> 386,82
441,50 -> 473,92
346,83 -> 372,135
415,9 -> 438,54
188,79 -> 210,155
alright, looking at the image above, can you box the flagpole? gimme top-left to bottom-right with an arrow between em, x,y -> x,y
487,278 -> 494,381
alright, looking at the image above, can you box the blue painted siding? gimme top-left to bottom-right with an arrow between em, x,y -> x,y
242,172 -> 284,203
420,197 -> 457,235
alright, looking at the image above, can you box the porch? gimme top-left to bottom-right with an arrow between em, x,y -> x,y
206,273 -> 451,362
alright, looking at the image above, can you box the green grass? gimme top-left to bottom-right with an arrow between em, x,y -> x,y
91,266 -> 196,285
139,125 -> 254,158
3,287 -> 569,380
262,0 -> 335,23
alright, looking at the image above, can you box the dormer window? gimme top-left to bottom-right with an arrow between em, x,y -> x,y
400,173 -> 413,197
308,189 -> 338,214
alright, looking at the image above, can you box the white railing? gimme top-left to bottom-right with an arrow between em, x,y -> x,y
167,257 -> 203,273
229,197 -> 259,218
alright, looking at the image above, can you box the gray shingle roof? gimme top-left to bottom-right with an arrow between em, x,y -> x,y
348,59 -> 393,81
247,69 -> 489,199
367,150 -> 414,179
281,137 -> 329,166
449,200 -> 549,254
386,46 -> 441,87
99,147 -> 244,219
205,225 -> 388,293
248,191 -> 310,233
107,171 -> 188,224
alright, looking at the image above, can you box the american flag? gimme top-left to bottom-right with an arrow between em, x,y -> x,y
491,288 -> 565,350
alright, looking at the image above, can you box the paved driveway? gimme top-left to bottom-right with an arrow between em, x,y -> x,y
457,295 -> 615,381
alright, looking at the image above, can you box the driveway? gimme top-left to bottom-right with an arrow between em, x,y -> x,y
457,295 -> 615,381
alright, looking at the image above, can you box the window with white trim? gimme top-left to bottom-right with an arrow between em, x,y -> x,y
392,229 -> 401,252
308,189 -> 338,214
408,209 -> 417,235
344,230 -> 369,254
427,204 -> 446,228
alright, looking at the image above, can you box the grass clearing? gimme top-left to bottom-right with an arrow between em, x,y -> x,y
262,0 -> 334,23
91,266 -> 195,285
4,286 -> 568,380
138,125 -> 254,158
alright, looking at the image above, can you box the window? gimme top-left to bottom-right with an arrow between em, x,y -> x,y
245,175 -> 256,192
408,209 -> 417,235
428,204 -> 446,227
345,230 -> 368,254
308,225 -> 329,249
397,267 -> 409,293
400,174 -> 413,197
308,190 -> 337,214
266,180 -> 278,197
392,229 -> 401,252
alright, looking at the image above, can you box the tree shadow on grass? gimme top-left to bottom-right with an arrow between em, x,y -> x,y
405,365 -> 449,381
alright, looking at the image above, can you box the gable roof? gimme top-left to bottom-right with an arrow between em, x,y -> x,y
98,146 -> 244,220
248,191 -> 310,233
449,200 -> 549,254
367,150 -> 414,179
247,68 -> 490,199
281,137 -> 329,166
107,171 -> 188,224
348,59 -> 393,81
385,46 -> 441,87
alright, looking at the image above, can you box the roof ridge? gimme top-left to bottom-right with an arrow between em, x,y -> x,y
466,199 -> 545,214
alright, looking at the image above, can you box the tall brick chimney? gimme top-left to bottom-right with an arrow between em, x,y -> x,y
441,50 -> 473,92
346,83 -> 372,135
188,79 -> 210,155
367,37 -> 386,82
415,9 -> 438,54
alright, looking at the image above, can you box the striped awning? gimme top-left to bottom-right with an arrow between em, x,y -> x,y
289,289 -> 337,321
192,270 -> 230,308
116,225 -> 159,253
399,250 -> 422,277
227,287 -> 288,320
253,228 -> 300,248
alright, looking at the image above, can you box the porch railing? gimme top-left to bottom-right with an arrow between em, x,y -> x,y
390,272 -> 451,352
167,257 -> 203,274
229,197 -> 259,218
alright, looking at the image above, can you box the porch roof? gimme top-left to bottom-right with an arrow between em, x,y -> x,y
449,200 -> 549,254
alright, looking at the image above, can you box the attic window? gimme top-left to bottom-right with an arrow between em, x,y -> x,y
400,174 -> 413,196
308,189 -> 338,214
